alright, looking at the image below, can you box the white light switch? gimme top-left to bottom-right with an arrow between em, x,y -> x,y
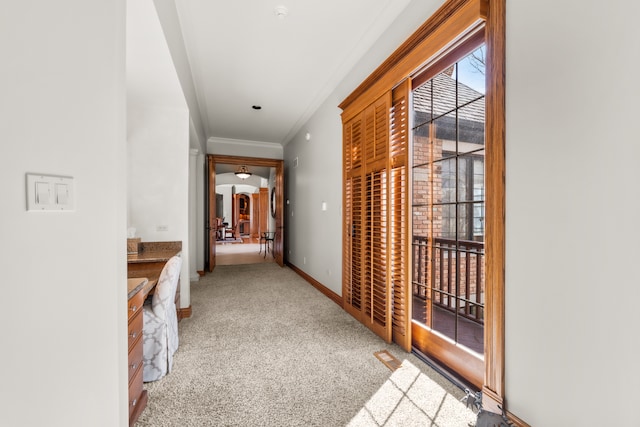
56,183 -> 69,205
27,173 -> 75,211
36,181 -> 50,205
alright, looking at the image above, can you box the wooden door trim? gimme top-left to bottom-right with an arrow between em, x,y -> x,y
207,156 -> 216,272
482,0 -> 506,413
208,155 -> 285,267
338,0 -> 505,414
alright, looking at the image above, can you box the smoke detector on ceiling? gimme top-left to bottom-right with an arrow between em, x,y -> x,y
274,5 -> 288,19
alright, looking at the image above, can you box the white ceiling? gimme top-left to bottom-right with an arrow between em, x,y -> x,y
175,0 -> 413,145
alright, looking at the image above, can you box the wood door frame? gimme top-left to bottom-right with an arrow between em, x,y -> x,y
207,155 -> 285,268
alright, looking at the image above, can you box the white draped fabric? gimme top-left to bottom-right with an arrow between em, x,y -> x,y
143,255 -> 182,382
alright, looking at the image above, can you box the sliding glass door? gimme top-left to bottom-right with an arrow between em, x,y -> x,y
411,41 -> 486,387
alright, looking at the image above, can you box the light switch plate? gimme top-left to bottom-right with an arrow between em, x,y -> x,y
26,173 -> 75,211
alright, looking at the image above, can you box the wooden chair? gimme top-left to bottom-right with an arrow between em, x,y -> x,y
225,223 -> 236,239
259,231 -> 276,258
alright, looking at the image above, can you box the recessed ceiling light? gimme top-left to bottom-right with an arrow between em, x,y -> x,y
274,5 -> 288,19
252,105 -> 262,110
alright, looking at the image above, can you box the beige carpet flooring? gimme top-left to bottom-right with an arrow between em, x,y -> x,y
215,242 -> 275,266
136,263 -> 476,426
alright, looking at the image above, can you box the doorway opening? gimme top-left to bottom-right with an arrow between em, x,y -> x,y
206,155 -> 284,270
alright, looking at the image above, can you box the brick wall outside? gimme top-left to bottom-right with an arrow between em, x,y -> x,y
412,132 -> 485,324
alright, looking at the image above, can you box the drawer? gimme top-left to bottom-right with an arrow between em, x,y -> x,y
128,310 -> 143,350
128,338 -> 143,385
128,290 -> 144,321
128,365 -> 144,418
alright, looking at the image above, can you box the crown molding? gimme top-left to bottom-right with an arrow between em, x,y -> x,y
208,137 -> 282,148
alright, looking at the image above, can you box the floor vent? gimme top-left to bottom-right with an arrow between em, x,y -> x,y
374,350 -> 402,371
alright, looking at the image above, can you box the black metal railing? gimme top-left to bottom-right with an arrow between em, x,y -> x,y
412,236 -> 484,324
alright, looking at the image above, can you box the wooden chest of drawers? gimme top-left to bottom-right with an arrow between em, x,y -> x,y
128,283 -> 148,425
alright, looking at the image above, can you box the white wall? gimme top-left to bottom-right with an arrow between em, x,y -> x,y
153,0 -> 207,153
505,1 -> 640,424
153,0 -> 209,276
127,0 -> 191,309
127,108 -> 189,236
284,113 -> 344,293
127,105 -> 190,307
0,1 -> 128,426
285,0 -> 640,425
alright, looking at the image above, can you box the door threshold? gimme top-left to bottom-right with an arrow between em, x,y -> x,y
411,347 -> 479,393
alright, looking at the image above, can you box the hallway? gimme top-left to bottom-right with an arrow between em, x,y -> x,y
215,238 -> 276,266
136,263 -> 476,426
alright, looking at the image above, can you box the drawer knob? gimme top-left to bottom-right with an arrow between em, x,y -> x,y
130,331 -> 138,339
130,362 -> 138,370
131,398 -> 137,407
130,305 -> 138,312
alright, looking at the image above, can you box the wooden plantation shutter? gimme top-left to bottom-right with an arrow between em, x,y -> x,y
343,93 -> 393,342
342,85 -> 411,348
343,115 -> 363,317
389,79 -> 411,350
364,169 -> 388,339
363,95 -> 391,341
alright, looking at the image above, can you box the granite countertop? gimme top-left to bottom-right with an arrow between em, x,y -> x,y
127,277 -> 159,300
127,249 -> 181,263
127,241 -> 182,263
128,277 -> 148,300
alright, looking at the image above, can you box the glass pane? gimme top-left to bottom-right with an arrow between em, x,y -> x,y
411,203 -> 430,327
412,117 -> 430,147
457,245 -> 485,354
433,204 -> 456,240
458,99 -> 485,147
412,287 -> 429,325
453,306 -> 484,355
458,204 -> 471,241
458,153 -> 484,203
412,123 -> 431,166
432,303 -> 456,342
432,71 -> 456,118
457,46 -> 486,96
472,202 -> 485,241
433,111 -> 456,151
431,241 -> 457,340
412,165 -> 430,207
433,156 -> 455,204
457,157 -> 468,202
413,80 -> 432,129
412,204 -> 430,239
473,157 -> 485,202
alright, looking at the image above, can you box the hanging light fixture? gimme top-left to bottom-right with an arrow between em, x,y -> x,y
235,165 -> 252,180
